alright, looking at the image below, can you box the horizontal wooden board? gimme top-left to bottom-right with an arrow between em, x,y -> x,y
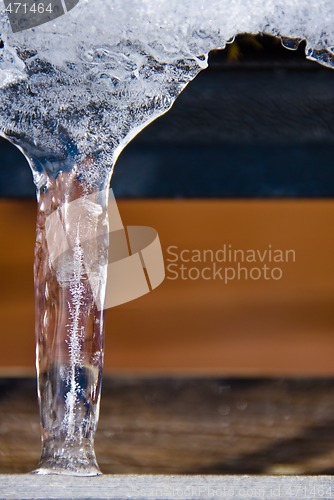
1,474 -> 334,499
0,199 -> 333,375
2,60 -> 334,198
2,377 -> 334,476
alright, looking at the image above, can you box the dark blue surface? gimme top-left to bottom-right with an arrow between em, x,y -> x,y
0,138 -> 34,197
1,58 -> 334,198
112,143 -> 334,198
1,138 -> 334,198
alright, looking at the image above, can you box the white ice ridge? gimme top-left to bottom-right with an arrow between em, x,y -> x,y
0,0 -> 334,182
1,0 -> 334,66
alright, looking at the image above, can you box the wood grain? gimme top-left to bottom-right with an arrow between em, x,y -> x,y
1,377 -> 334,476
0,199 -> 334,375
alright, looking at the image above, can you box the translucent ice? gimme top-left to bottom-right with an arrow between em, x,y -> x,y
0,0 -> 333,186
1,0 -> 333,475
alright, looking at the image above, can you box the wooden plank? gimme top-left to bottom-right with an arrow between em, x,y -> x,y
1,377 -> 334,476
2,56 -> 334,198
1,474 -> 334,499
0,200 -> 334,375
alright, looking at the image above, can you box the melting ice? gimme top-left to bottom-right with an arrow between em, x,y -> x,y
0,0 -> 333,186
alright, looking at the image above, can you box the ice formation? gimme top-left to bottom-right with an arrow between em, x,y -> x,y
1,0 -> 334,473
0,0 -> 334,187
